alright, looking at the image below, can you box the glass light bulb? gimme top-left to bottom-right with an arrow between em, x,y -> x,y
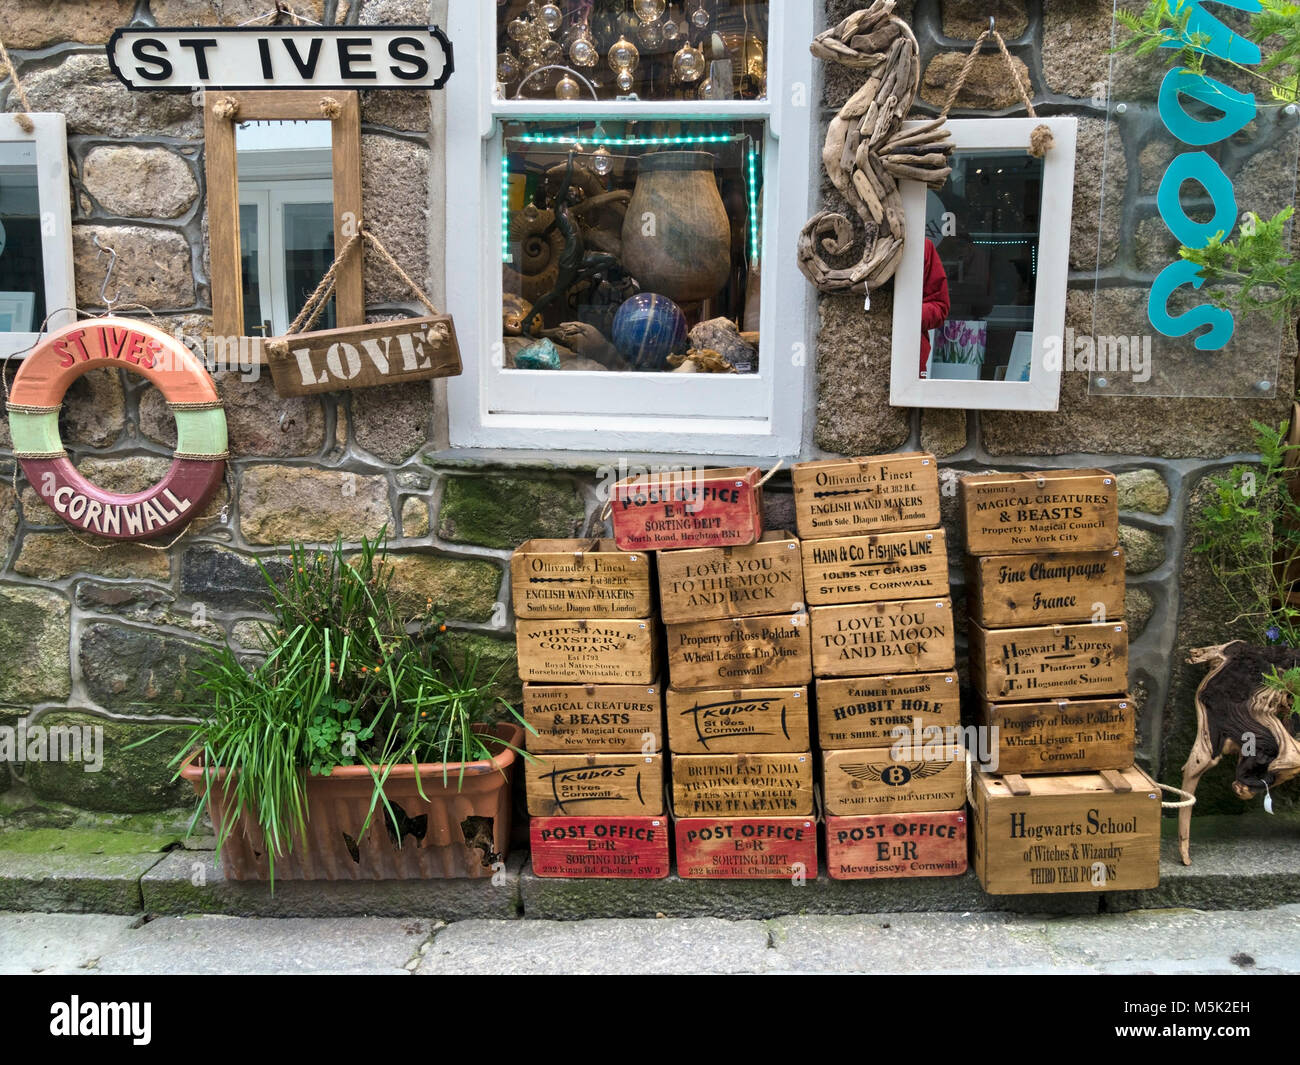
540,3 -> 563,32
497,51 -> 522,82
592,146 -> 614,176
697,77 -> 713,99
617,69 -> 635,92
570,33 -> 599,67
608,35 -> 640,72
540,39 -> 564,63
672,42 -> 705,83
690,2 -> 711,29
662,16 -> 682,42
526,0 -> 540,15
634,0 -> 666,21
556,74 -> 582,100
638,19 -> 663,48
508,17 -> 530,41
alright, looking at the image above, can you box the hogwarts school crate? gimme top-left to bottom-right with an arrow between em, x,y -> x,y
670,752 -> 815,817
522,682 -> 664,754
664,613 -> 812,690
529,816 -> 671,879
665,686 -> 809,754
793,453 -> 941,540
510,538 -> 654,619
825,810 -> 968,880
609,466 -> 764,551
516,619 -> 659,685
960,469 -> 1119,556
970,765 -> 1162,894
656,532 -> 805,624
816,672 -> 960,750
977,696 -> 1136,776
810,598 -> 955,678
801,528 -> 948,606
965,549 -> 1126,629
821,746 -> 968,816
525,753 -> 664,817
968,620 -> 1129,702
674,816 -> 819,880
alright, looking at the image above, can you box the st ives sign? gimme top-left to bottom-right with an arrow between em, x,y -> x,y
108,25 -> 453,91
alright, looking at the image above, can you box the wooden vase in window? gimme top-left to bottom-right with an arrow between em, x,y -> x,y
621,150 -> 731,304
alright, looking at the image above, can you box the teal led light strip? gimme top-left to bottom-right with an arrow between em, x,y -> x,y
514,133 -> 739,146
747,145 -> 760,265
501,162 -> 512,263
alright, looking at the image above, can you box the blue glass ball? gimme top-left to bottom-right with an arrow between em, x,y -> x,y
611,293 -> 688,371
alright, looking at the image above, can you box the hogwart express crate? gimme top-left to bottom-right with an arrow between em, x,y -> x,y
969,620 -> 1128,702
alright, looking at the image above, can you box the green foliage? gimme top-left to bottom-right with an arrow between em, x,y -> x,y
1179,208 -> 1299,322
1263,663 -> 1300,716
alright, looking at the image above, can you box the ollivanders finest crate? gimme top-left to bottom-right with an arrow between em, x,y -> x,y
960,469 -> 1119,556
969,620 -> 1129,702
522,682 -> 664,754
525,753 -> 664,817
665,686 -> 809,754
675,817 -> 819,880
816,672 -> 959,750
656,532 -> 804,625
970,765 -> 1161,894
529,816 -> 670,879
979,695 -> 1136,776
821,746 -> 968,816
966,549 -> 1126,629
793,452 -> 940,541
516,618 -> 658,685
671,752 -> 814,817
510,538 -> 653,619
826,810 -> 968,880
610,466 -> 764,551
810,598 -> 955,678
665,613 -> 812,691
802,528 -> 948,607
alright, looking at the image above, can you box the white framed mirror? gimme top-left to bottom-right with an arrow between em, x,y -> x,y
0,114 -> 75,358
890,116 -> 1077,411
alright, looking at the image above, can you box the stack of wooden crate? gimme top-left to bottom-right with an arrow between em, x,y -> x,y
960,469 -> 1163,895
513,539 -> 669,879
792,453 -> 969,881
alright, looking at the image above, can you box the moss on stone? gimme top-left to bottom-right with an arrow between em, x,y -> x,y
0,586 -> 71,703
441,630 -> 522,710
437,474 -> 585,550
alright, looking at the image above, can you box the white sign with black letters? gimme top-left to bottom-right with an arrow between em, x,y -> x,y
108,25 -> 453,91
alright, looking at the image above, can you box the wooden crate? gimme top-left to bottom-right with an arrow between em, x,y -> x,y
802,528 -> 948,606
966,549 -> 1126,629
816,672 -> 960,750
525,753 -> 664,817
522,682 -> 663,754
826,811 -> 968,880
821,746 -> 968,816
675,817 -> 818,880
529,816 -> 670,879
510,538 -> 653,619
792,453 -> 940,540
610,466 -> 763,551
969,620 -> 1129,702
657,532 -> 804,624
810,598 -> 955,678
960,469 -> 1119,556
978,695 -> 1136,776
516,618 -> 658,685
665,686 -> 809,754
970,765 -> 1161,894
671,752 -> 814,817
665,613 -> 812,691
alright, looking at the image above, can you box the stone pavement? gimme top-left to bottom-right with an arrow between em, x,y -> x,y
3,905 -> 1298,975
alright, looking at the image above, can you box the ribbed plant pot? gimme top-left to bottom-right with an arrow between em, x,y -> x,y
182,723 -> 524,881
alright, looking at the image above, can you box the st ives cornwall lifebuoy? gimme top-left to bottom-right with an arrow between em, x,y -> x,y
6,318 -> 227,541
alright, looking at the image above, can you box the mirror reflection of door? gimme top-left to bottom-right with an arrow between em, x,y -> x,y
923,149 -> 1043,382
235,119 -> 336,337
0,140 -> 45,333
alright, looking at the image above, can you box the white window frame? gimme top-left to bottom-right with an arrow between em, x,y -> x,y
239,177 -> 335,336
444,1 -> 815,456
0,114 -> 75,358
890,117 -> 1077,412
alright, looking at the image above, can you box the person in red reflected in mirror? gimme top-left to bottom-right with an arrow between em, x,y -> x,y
919,237 -> 950,378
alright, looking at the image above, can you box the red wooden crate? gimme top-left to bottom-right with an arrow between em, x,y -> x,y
529,816 -> 670,879
674,816 -> 818,880
609,467 -> 764,551
825,810 -> 967,880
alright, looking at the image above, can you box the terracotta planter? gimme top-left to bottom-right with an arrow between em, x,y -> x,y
182,723 -> 524,881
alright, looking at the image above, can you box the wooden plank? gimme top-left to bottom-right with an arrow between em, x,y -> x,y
802,528 -> 948,606
826,811 -> 968,880
821,746 -> 968,816
515,619 -> 658,685
510,538 -> 653,620
792,453 -> 940,540
665,686 -> 810,754
1003,774 -> 1032,796
610,466 -> 764,551
959,469 -> 1119,556
969,620 -> 1129,702
522,682 -> 663,754
204,94 -> 242,344
664,613 -> 812,691
265,316 -> 462,397
966,549 -> 1126,629
816,672 -> 960,750
810,598 -> 955,678
1100,768 -> 1132,793
675,817 -> 819,879
525,753 -> 664,817
656,532 -> 804,624
670,752 -> 815,817
529,816 -> 670,878
970,766 -> 1161,894
330,91 -> 364,332
978,695 -> 1135,775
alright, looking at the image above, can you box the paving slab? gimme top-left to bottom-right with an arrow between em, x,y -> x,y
0,852 -> 164,915
0,913 -> 140,974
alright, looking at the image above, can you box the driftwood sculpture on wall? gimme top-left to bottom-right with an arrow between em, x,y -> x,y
798,1 -> 953,297
1181,641 -> 1300,864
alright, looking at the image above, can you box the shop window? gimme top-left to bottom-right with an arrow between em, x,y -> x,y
0,114 -> 75,359
445,1 -> 815,456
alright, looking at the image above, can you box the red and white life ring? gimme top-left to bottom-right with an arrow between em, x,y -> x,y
6,318 -> 227,541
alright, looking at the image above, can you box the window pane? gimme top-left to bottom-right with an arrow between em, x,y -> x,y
496,1 -> 768,102
0,142 -> 45,332
239,202 -> 265,336
502,118 -> 763,373
283,201 -> 337,331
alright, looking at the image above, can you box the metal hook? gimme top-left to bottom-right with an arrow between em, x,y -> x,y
92,233 -> 120,311
989,16 -> 995,32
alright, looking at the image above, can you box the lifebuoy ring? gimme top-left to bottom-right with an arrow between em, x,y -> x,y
6,317 -> 227,541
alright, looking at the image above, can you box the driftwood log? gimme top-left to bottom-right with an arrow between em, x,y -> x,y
798,1 -> 953,296
1181,641 -> 1300,864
